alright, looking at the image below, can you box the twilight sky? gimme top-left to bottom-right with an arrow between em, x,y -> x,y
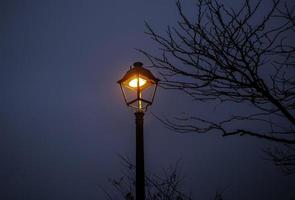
1,0 -> 294,199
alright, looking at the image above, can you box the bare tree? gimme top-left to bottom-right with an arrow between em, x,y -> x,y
104,156 -> 192,200
139,0 -> 295,174
103,156 -> 224,200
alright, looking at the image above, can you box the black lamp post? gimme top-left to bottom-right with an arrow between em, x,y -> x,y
118,62 -> 159,200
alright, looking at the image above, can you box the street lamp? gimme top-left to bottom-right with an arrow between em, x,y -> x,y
118,62 -> 159,200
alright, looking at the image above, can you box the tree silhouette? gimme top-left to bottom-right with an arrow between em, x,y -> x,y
103,155 -> 225,200
105,156 -> 192,200
139,0 -> 295,174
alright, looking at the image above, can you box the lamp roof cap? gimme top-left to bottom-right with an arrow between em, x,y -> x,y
117,62 -> 160,84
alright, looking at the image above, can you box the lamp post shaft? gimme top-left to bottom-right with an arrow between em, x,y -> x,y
135,111 -> 145,200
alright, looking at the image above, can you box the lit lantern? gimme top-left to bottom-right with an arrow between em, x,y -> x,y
117,62 -> 159,112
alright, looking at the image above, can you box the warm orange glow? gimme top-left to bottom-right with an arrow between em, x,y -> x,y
128,78 -> 147,88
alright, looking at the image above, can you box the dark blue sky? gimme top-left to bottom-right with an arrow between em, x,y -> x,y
1,0 -> 294,199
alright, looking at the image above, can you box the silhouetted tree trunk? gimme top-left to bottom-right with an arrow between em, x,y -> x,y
139,0 -> 295,174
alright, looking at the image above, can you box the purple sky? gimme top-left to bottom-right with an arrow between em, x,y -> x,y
1,0 -> 294,199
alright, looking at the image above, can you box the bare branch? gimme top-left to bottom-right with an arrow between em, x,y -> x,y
141,0 -> 295,174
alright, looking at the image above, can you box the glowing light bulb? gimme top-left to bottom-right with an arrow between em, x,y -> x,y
128,78 -> 147,88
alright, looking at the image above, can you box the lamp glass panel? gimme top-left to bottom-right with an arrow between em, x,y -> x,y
141,84 -> 157,103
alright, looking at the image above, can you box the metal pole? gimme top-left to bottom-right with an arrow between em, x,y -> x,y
135,111 -> 145,200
